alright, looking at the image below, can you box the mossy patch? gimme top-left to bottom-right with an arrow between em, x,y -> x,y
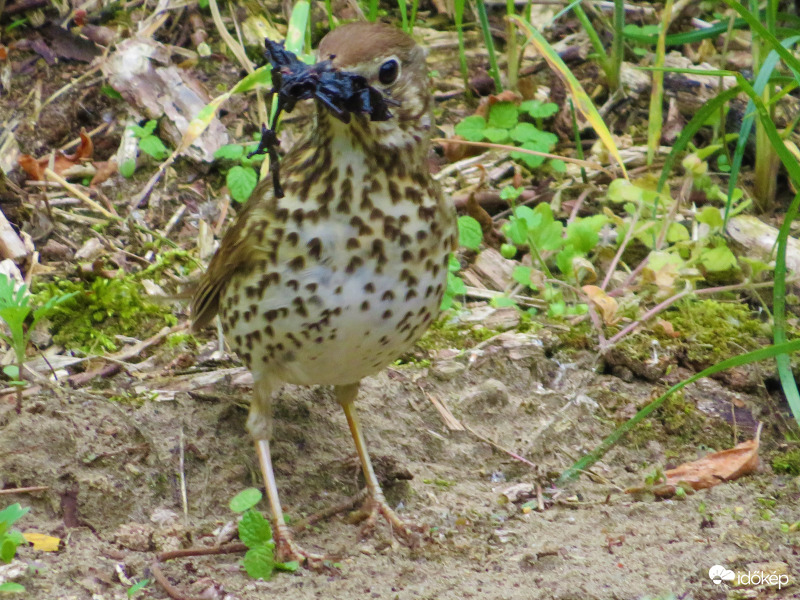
662,299 -> 769,368
33,275 -> 177,354
771,448 -> 800,476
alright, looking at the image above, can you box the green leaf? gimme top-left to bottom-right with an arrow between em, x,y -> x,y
506,217 -> 528,245
0,582 -> 25,593
565,220 -> 599,254
0,504 -> 29,528
510,123 -> 557,147
511,142 -> 547,169
482,127 -> 509,143
230,488 -> 262,513
519,99 -> 558,119
549,159 -> 566,172
511,265 -> 533,286
457,216 -> 483,250
490,296 -> 517,308
448,253 -> 461,272
454,116 -> 486,142
606,179 -> 644,203
1,538 -> 17,563
447,272 -> 466,295
227,166 -> 258,203
499,186 -> 523,201
666,222 -> 690,243
214,144 -> 245,160
119,159 -> 136,178
139,135 -> 168,160
100,84 -> 122,100
275,560 -> 300,572
127,579 -> 149,598
487,102 -> 518,129
700,245 -> 738,272
243,545 -> 275,580
238,510 -> 272,548
2,365 -> 19,380
696,206 -> 723,229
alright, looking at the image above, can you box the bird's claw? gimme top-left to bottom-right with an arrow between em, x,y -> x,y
350,496 -> 424,547
274,525 -> 337,571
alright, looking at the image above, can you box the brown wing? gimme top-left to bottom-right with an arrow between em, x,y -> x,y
190,178 -> 280,331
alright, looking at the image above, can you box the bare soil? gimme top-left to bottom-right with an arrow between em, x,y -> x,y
1,330 -> 798,600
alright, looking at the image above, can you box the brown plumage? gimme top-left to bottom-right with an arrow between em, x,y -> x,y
191,22 -> 455,563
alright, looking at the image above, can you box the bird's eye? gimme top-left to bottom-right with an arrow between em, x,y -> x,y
378,58 -> 400,85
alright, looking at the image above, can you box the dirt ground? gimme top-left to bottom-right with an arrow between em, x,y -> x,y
1,328 -> 798,600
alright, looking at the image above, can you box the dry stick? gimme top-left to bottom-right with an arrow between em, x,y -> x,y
151,561 -> 202,600
43,168 -> 118,220
0,486 -> 49,495
432,137 -> 613,177
603,279 -> 793,349
179,427 -> 188,522
601,207 -> 640,292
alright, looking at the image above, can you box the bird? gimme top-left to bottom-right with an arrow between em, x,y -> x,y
191,21 -> 455,564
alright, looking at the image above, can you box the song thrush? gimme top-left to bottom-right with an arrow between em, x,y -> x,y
191,22 -> 455,563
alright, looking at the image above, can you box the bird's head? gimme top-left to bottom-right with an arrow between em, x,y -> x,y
316,22 -> 433,149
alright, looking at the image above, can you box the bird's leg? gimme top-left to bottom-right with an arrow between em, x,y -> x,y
335,383 -> 423,547
250,379 -> 325,565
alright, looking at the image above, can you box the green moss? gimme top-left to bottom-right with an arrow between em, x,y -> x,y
33,275 -> 177,354
663,299 -> 768,367
772,448 -> 800,476
415,317 -> 496,353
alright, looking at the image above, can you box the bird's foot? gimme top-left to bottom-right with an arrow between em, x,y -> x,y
350,495 -> 424,547
274,524 -> 334,570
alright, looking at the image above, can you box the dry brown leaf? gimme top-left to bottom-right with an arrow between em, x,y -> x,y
17,129 -> 94,181
90,160 -> 118,187
654,318 -> 680,338
628,425 -> 761,498
583,285 -> 619,325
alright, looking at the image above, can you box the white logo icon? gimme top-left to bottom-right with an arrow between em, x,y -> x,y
709,565 -> 735,584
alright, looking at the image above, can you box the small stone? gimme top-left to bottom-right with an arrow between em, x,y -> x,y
430,360 -> 466,381
74,237 -> 104,261
39,239 -> 73,261
464,378 -> 509,410
114,523 -> 154,552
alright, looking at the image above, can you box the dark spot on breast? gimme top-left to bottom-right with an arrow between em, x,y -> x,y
288,256 -> 305,271
308,238 -> 322,260
346,256 -> 364,273
388,179 -> 402,205
405,289 -> 418,301
286,231 -> 300,246
382,310 -> 393,319
305,283 -> 318,292
401,250 -> 413,262
287,280 -> 299,291
361,300 -> 370,311
347,237 -> 360,250
364,282 -> 375,293
381,290 -> 395,301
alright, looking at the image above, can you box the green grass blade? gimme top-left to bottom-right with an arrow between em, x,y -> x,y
285,0 -> 310,54
559,338 -> 800,483
647,0 -> 672,165
774,192 -> 800,429
723,35 -> 800,226
511,15 -> 627,178
454,0 -> 470,94
475,0 -> 502,92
